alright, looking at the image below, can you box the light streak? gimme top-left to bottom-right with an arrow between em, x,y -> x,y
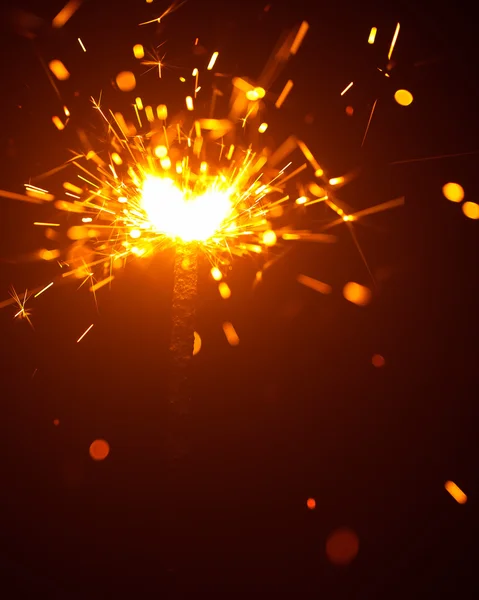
207,51 -> 219,70
34,282 -> 54,298
361,99 -> 378,147
275,80 -> 294,108
77,323 -> 94,343
388,22 -> 400,61
341,81 -> 354,96
290,21 -> 309,55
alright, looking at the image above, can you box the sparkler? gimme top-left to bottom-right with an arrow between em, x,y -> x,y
1,3 -> 408,414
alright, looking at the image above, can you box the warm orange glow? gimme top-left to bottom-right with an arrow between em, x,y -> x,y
53,418 -> 60,426
442,182 -> 464,203
445,481 -> 467,504
462,201 -> 479,219
49,59 -> 70,81
306,497 -> 316,510
258,122 -> 269,133
394,89 -> 413,106
116,71 -> 136,92
326,528 -> 359,565
186,96 -> 194,111
89,439 -> 110,461
343,282 -> 372,306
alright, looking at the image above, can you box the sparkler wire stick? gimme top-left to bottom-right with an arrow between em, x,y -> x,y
166,242 -> 198,462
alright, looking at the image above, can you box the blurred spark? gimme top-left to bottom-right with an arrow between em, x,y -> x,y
445,481 -> 467,504
275,80 -> 293,108
368,27 -> 377,44
52,0 -> 82,28
222,322 -> 239,346
207,51 -> 219,70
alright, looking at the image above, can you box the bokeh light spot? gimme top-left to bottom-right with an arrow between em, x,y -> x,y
89,439 -> 110,461
394,89 -> 413,106
442,182 -> 464,203
262,230 -> 277,246
372,354 -> 385,368
343,282 -> 372,306
115,71 -> 136,92
307,497 -> 316,510
53,419 -> 60,426
462,201 -> 479,220
326,528 -> 359,565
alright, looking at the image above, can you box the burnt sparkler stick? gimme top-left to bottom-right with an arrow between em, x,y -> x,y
166,242 -> 198,459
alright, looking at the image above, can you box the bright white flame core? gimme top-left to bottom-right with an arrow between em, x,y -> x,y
141,175 -> 233,242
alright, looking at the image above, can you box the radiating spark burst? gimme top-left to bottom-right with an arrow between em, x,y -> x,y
10,287 -> 34,329
1,9 -> 407,330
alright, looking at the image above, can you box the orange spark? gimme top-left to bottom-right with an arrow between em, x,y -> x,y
49,59 -> 70,81
388,22 -> 400,61
222,322 -> 239,346
290,21 -> 309,55
445,481 -> 467,504
207,51 -> 219,70
52,0 -> 82,28
297,274 -> 332,294
368,27 -> 377,44
275,80 -> 294,108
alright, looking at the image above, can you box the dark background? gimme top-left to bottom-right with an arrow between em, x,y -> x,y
0,0 -> 478,597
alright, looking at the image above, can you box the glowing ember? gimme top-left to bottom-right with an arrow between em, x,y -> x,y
445,480 -> 467,504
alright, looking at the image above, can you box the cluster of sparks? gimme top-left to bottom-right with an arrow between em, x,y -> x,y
1,4 -> 412,344
0,0 -> 470,518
